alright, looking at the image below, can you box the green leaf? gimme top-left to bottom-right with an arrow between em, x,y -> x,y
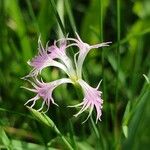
10,139 -> 57,150
27,107 -> 74,150
5,0 -> 32,60
122,125 -> 128,138
122,101 -> 131,126
64,0 -> 77,32
143,74 -> 150,84
0,126 -> 11,150
123,83 -> 150,148
27,106 -> 55,128
122,101 -> 130,138
49,0 -> 66,36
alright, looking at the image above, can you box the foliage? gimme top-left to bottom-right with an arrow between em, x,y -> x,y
0,0 -> 150,149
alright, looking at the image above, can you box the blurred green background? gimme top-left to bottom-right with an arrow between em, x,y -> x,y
0,0 -> 150,149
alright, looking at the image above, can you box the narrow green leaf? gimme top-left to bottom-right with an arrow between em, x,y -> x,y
10,139 -> 57,150
122,125 -> 128,138
57,0 -> 65,38
5,0 -> 32,60
68,120 -> 77,150
49,0 -> 66,36
123,83 -> 150,148
122,101 -> 130,138
143,74 -> 150,84
0,126 -> 11,150
27,106 -> 55,128
64,0 -> 77,32
122,101 -> 131,126
0,107 -> 33,119
27,107 -> 74,150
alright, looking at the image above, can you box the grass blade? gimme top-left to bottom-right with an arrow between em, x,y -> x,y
64,0 -> 77,32
27,107 -> 74,150
49,0 -> 66,36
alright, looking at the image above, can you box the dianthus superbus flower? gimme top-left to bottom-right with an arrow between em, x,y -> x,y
23,33 -> 111,123
71,79 -> 103,123
66,32 -> 111,78
27,37 -> 69,77
24,78 -> 72,113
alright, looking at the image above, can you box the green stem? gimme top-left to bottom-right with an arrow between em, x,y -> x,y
115,0 -> 121,102
90,116 -> 105,149
65,0 -> 77,32
57,0 -> 64,38
99,0 -> 109,137
90,116 -> 100,139
54,126 -> 74,150
49,0 -> 66,36
100,0 -> 105,98
68,120 -> 77,150
114,0 -> 120,147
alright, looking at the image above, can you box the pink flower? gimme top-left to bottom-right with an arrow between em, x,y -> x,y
67,32 -> 111,78
48,39 -> 76,78
48,39 -> 67,60
70,79 -> 103,123
27,37 -> 69,77
23,33 -> 111,123
24,78 -> 72,112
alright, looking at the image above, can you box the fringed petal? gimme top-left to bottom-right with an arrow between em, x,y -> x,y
71,79 -> 103,123
24,78 -> 72,112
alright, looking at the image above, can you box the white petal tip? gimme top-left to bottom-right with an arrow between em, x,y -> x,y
21,76 -> 26,80
27,60 -> 31,65
73,114 -> 78,118
24,103 -> 28,106
54,103 -> 59,107
67,105 -> 74,108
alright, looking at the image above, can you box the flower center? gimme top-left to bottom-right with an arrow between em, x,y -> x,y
70,75 -> 79,84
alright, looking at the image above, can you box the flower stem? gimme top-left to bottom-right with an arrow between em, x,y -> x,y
114,0 -> 121,147
100,0 -> 105,98
115,0 -> 121,104
53,125 -> 74,150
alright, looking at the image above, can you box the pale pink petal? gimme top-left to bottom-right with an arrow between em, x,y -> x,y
24,78 -> 72,112
48,39 -> 76,78
66,32 -> 111,78
26,37 -> 69,77
71,79 -> 103,123
48,38 -> 67,60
